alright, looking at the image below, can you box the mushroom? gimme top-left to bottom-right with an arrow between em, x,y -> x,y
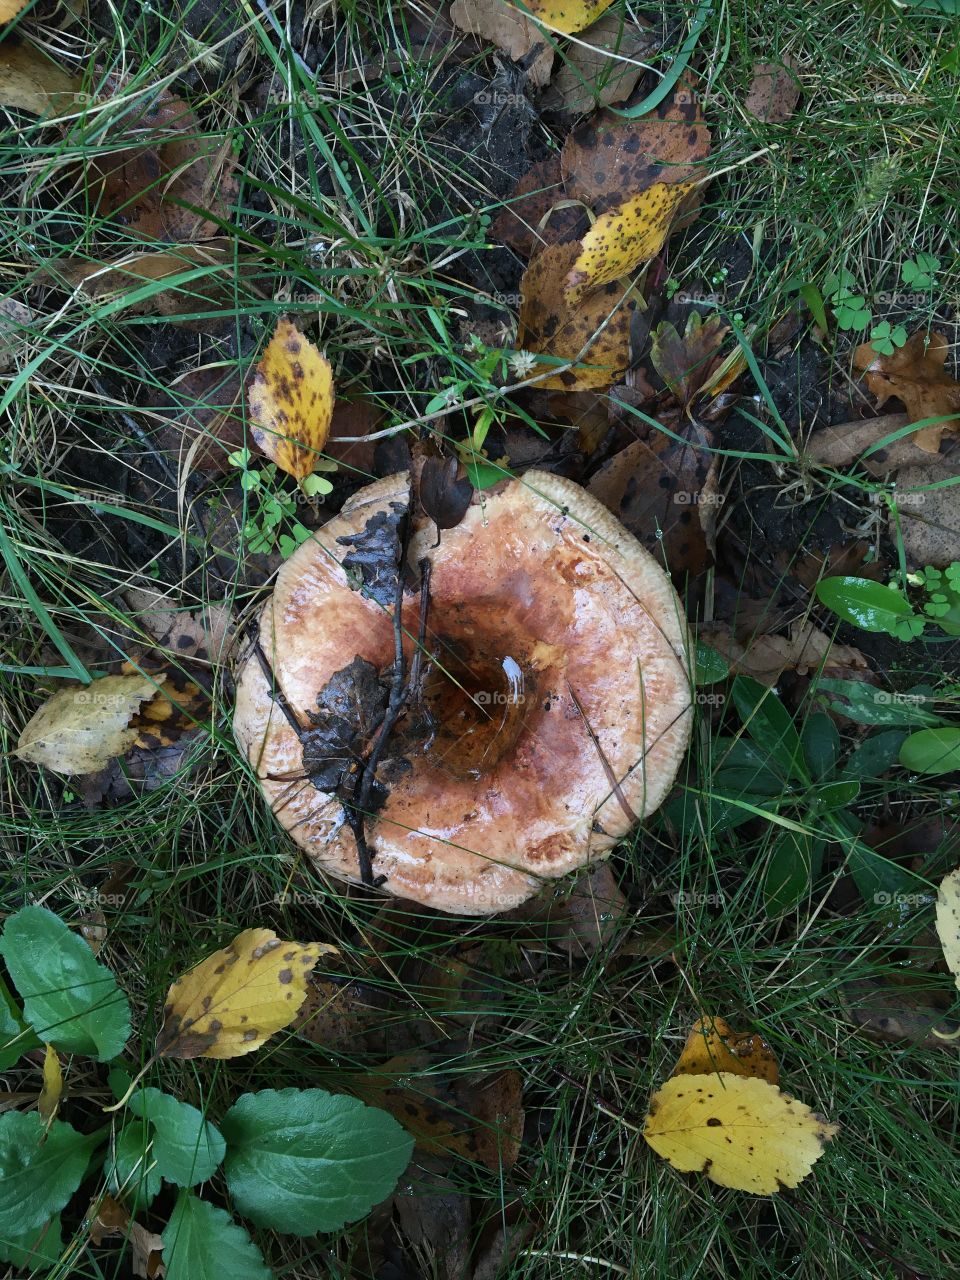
233,469 -> 692,915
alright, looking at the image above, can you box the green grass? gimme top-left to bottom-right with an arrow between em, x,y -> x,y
2,0 -> 960,1276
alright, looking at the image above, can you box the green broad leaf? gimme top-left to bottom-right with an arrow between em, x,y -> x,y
801,711 -> 840,780
466,460 -> 511,489
764,830 -> 823,915
841,729 -> 908,779
300,472 -> 334,497
162,1191 -> 271,1280
0,977 -> 41,1071
129,1088 -> 225,1188
695,643 -> 729,685
222,1088 -> 414,1236
813,678 -> 942,727
104,1123 -> 162,1210
847,841 -> 927,908
899,727 -> 960,776
815,577 -> 919,637
808,779 -> 860,810
0,1213 -> 62,1271
0,1112 -> 98,1237
731,677 -> 805,779
0,906 -> 130,1061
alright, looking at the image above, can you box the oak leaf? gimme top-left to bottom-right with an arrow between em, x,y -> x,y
155,929 -> 331,1059
247,319 -> 335,481
853,331 -> 960,452
643,1072 -> 837,1193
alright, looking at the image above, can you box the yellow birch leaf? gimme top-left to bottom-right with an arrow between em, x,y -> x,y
38,1044 -> 63,1121
517,240 -> 636,391
247,319 -> 335,481
643,1072 -> 838,1194
672,1017 -> 780,1086
0,42 -> 81,115
156,928 -> 333,1059
935,867 -> 960,988
15,674 -> 167,776
0,0 -> 30,20
525,0 -> 615,33
564,181 -> 697,303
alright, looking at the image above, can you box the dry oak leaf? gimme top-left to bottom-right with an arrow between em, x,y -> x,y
156,928 -> 331,1059
449,0 -> 554,87
15,673 -> 167,775
0,42 -> 81,115
935,867 -> 960,989
672,1017 -> 779,1086
561,76 -> 710,210
247,318 -> 335,481
517,240 -> 636,390
565,180 -> 697,301
492,155 -> 587,257
743,58 -> 801,123
643,1073 -> 837,1193
853,331 -> 960,453
545,10 -> 655,114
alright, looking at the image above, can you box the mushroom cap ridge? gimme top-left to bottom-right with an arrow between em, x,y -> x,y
233,469 -> 693,915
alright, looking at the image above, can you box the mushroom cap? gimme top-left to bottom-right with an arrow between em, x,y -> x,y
233,469 -> 692,915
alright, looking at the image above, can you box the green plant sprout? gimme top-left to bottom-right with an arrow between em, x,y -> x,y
227,449 -> 335,557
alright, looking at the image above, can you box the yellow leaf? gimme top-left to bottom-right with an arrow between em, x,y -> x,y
0,42 -> 81,115
0,0 -> 30,20
517,240 -> 636,391
247,319 -> 335,481
643,1072 -> 837,1194
564,181 -> 697,303
672,1017 -> 780,1086
156,928 -> 332,1059
525,0 -> 615,34
38,1044 -> 63,1121
935,866 -> 960,988
15,674 -> 167,776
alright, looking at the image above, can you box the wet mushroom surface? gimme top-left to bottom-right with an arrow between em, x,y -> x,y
234,469 -> 693,914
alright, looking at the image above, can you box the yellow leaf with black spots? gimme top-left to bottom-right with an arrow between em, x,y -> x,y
248,319 -> 335,482
524,0 -> 615,33
672,1017 -> 780,1086
156,928 -> 333,1059
565,181 -> 697,302
517,241 -> 636,391
643,1072 -> 837,1194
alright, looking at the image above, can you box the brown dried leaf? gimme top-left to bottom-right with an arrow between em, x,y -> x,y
586,422 -> 714,574
124,588 -> 234,664
419,456 -> 473,532
89,1195 -> 165,1279
650,311 -> 730,408
553,862 -> 629,956
560,74 -> 710,210
449,0 -> 554,86
0,297 -> 32,371
546,11 -> 655,113
89,87 -> 237,241
492,155 -> 587,256
744,58 -> 801,123
895,461 -> 960,569
702,620 -> 869,687
248,318 -> 335,481
672,1016 -> 780,1085
517,241 -> 636,390
148,362 -> 244,472
853,331 -> 960,453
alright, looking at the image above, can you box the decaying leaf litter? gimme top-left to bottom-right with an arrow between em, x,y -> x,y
2,0 -> 960,1277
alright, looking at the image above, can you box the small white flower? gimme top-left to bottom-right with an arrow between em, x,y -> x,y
507,349 -> 538,378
